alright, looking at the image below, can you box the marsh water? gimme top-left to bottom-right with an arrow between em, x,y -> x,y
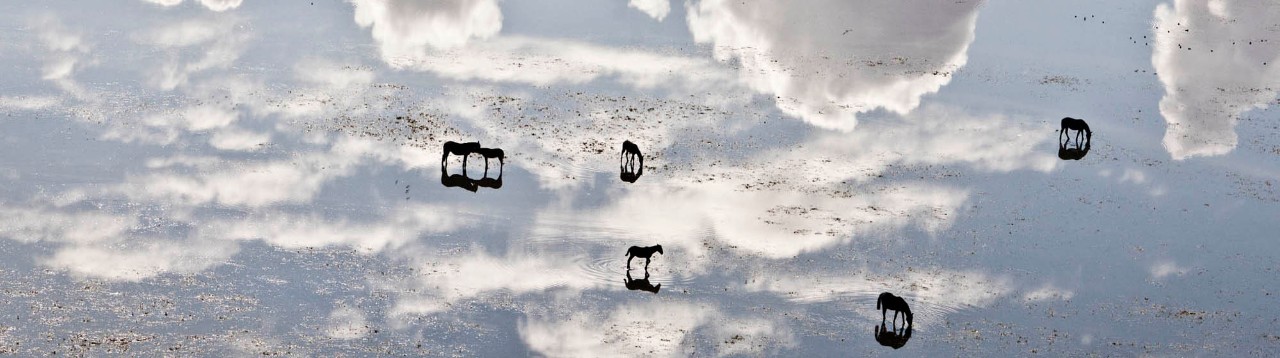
1,0 -> 1279,356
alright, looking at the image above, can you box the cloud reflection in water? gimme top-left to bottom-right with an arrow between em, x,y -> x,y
686,0 -> 981,130
1153,0 -> 1280,159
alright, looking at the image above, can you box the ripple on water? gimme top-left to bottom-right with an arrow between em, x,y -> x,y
574,254 -> 694,288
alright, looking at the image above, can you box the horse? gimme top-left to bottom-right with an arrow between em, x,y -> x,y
475,147 -> 505,172
625,245 -> 663,270
620,140 -> 643,170
623,270 -> 661,294
876,292 -> 914,328
442,141 -> 481,167
1060,117 -> 1092,147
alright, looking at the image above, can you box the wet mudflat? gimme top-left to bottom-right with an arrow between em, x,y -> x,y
0,0 -> 1278,356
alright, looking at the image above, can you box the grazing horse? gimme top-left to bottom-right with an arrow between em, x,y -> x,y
442,141 -> 481,167
876,292 -> 914,328
1060,117 -> 1092,147
623,270 -> 661,294
625,245 -> 663,270
475,147 -> 505,172
1057,140 -> 1091,161
620,140 -> 644,183
620,141 -> 643,170
874,324 -> 912,349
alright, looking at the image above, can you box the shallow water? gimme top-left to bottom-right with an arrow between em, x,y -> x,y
1,0 -> 1278,356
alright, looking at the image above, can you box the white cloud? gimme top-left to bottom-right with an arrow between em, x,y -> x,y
31,14 -> 92,98
350,0 -> 502,61
386,36 -> 736,90
685,0 -> 981,130
775,104 -> 1059,185
209,126 -> 270,151
1149,260 -> 1188,280
137,17 -> 250,90
198,0 -> 243,11
1023,284 -> 1075,302
294,59 -> 376,89
0,96 -> 60,111
325,305 -> 371,340
141,0 -> 244,11
386,248 -> 607,317
518,301 -> 793,357
1153,0 -> 1280,159
211,204 -> 464,252
41,238 -> 238,281
0,206 -> 136,245
629,0 -> 671,21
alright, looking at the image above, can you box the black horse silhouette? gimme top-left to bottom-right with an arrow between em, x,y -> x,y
1060,117 -> 1092,147
1058,140 -> 1091,161
475,147 -> 505,171
623,270 -> 661,294
442,141 -> 481,167
877,292 -> 913,328
874,324 -> 912,349
620,140 -> 643,183
625,245 -> 663,270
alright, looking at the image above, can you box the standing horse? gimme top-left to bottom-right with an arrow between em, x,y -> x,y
442,141 -> 481,167
475,147 -> 505,172
1060,117 -> 1092,147
625,245 -> 663,270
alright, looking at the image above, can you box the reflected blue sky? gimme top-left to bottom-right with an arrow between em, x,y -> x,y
0,0 -> 1278,355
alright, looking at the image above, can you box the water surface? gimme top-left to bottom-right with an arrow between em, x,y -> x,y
0,0 -> 1278,356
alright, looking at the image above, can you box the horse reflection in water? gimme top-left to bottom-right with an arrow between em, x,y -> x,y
1058,140 -> 1091,160
623,270 -> 661,294
874,324 -> 912,349
440,141 -> 504,192
620,140 -> 643,183
440,168 -> 478,192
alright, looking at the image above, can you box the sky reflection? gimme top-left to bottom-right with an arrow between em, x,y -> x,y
0,0 -> 1277,356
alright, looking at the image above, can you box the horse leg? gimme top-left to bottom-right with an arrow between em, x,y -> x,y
626,256 -> 633,270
